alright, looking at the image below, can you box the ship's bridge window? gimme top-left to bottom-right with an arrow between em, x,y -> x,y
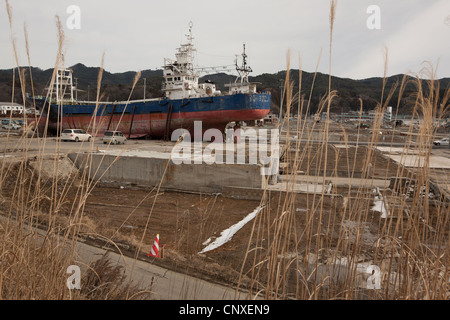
167,78 -> 173,81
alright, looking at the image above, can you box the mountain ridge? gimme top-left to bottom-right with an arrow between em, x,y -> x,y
1,63 -> 448,115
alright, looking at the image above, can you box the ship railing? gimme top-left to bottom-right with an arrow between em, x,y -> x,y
121,97 -> 161,104
71,97 -> 161,105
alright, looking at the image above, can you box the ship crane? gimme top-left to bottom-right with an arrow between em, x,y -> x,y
195,65 -> 235,75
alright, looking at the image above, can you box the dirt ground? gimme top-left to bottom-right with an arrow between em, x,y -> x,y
282,143 -> 402,178
68,185 -> 349,289
0,156 -> 349,289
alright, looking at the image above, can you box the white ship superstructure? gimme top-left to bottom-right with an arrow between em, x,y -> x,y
162,22 -> 223,100
162,22 -> 259,100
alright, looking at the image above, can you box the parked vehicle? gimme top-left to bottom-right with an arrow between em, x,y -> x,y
433,137 -> 449,146
2,123 -> 21,130
61,129 -> 92,142
103,131 -> 127,144
1,119 -> 23,126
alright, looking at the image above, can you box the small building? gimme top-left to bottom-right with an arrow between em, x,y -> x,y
263,113 -> 277,124
368,106 -> 392,123
0,102 -> 24,115
335,107 -> 393,123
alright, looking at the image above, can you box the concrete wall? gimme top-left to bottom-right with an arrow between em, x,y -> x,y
68,152 -> 265,193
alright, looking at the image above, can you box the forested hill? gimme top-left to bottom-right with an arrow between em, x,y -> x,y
1,63 -> 448,115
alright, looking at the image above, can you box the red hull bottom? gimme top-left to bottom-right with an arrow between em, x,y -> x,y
34,109 -> 270,138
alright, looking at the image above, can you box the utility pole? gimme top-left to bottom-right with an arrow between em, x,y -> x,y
144,78 -> 146,100
75,77 -> 78,101
279,79 -> 284,122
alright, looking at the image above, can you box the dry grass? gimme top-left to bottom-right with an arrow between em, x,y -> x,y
235,0 -> 449,300
235,68 -> 449,299
0,2 -> 152,300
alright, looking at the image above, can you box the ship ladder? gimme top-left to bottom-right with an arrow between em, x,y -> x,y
128,105 -> 136,139
107,105 -> 116,131
163,104 -> 173,141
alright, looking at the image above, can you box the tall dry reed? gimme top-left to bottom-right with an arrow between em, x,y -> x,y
0,1 -> 151,299
236,0 -> 449,300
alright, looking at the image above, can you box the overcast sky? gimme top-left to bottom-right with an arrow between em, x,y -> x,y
1,0 -> 449,80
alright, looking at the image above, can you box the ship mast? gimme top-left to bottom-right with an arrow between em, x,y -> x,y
225,44 -> 258,94
162,21 -> 201,100
235,43 -> 252,85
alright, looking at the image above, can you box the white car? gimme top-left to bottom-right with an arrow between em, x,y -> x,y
61,129 -> 92,142
102,131 -> 127,144
2,123 -> 21,130
433,137 -> 449,146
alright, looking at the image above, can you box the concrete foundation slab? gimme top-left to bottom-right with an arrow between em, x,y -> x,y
68,152 -> 266,193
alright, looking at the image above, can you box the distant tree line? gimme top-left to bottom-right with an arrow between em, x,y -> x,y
0,64 -> 448,116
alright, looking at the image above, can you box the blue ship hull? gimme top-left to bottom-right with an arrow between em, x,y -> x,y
31,92 -> 271,138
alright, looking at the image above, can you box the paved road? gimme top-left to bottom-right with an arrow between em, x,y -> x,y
0,134 -> 177,160
72,237 -> 250,300
3,130 -> 445,159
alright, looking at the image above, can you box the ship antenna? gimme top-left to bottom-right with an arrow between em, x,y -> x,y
186,21 -> 194,43
235,43 -> 252,84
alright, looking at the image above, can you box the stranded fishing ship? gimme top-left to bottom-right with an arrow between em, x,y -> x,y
28,22 -> 271,139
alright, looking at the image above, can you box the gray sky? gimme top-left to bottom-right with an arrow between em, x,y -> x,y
2,0 -> 450,79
